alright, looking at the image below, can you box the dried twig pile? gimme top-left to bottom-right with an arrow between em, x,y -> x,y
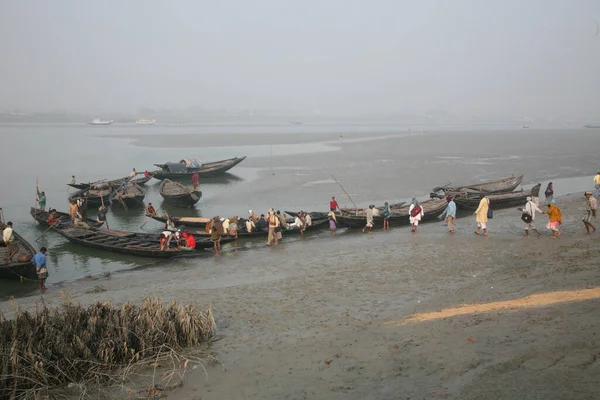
0,295 -> 215,399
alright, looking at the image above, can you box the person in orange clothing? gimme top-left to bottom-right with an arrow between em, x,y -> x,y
546,200 -> 562,239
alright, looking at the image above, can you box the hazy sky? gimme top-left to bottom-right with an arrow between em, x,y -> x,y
1,0 -> 599,117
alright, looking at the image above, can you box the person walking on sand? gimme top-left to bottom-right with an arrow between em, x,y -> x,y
583,192 -> 597,235
522,196 -> 544,238
383,202 -> 391,230
328,211 -> 337,236
594,173 -> 600,197
544,182 -> 554,204
474,194 -> 490,236
266,209 -> 280,246
362,205 -> 375,233
31,247 -> 49,290
440,196 -> 457,233
531,183 -> 542,206
546,200 -> 562,238
409,199 -> 424,232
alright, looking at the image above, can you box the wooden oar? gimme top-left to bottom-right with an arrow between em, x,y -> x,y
35,223 -> 57,242
330,174 -> 359,212
140,207 -> 161,229
33,176 -> 39,223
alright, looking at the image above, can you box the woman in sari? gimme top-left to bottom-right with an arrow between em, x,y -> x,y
546,199 -> 562,239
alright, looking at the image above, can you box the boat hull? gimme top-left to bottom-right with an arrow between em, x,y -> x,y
0,228 -> 37,280
454,190 -> 532,210
151,156 -> 247,180
149,214 -> 211,229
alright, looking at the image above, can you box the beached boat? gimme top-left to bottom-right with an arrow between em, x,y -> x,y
159,179 -> 202,207
431,175 -> 523,198
148,214 -> 212,229
87,118 -> 113,125
130,174 -> 153,185
136,118 -> 156,125
453,189 -> 532,210
68,187 -> 114,206
285,202 -> 406,220
0,221 -> 37,280
30,208 -> 99,229
151,157 -> 247,180
194,218 -> 330,238
111,183 -> 146,206
284,211 -> 330,220
335,198 -> 448,229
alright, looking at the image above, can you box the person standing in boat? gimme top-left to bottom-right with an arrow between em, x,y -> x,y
68,200 -> 78,223
31,247 -> 49,290
330,197 -> 341,213
192,171 -> 200,191
70,175 -> 76,185
408,199 -> 424,233
383,202 -> 391,230
583,192 -> 597,235
440,196 -> 457,233
165,217 -> 176,231
544,182 -> 554,204
37,189 -> 47,212
531,183 -> 542,207
474,194 -> 490,236
522,196 -> 544,238
362,205 -> 375,233
2,222 -> 17,264
130,168 -> 137,178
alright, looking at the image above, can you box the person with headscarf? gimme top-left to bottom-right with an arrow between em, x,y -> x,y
382,202 -> 391,230
583,192 -> 597,235
522,196 -> 544,237
474,193 -> 490,236
544,182 -> 554,203
440,196 -> 457,233
546,199 -> 562,238
362,205 -> 375,233
408,198 -> 424,233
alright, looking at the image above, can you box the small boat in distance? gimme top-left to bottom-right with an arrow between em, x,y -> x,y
87,118 -> 113,125
583,124 -> 600,128
152,157 -> 247,180
136,118 -> 156,125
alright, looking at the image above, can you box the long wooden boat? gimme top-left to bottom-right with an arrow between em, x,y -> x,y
68,174 -> 153,190
431,175 -> 523,198
159,179 -> 202,207
336,198 -> 448,229
68,187 -> 114,205
453,189 -> 532,210
0,222 -> 37,280
111,183 -> 146,206
148,214 -> 212,229
151,156 -> 247,180
284,211 -> 330,220
284,202 -> 406,221
30,208 -> 100,228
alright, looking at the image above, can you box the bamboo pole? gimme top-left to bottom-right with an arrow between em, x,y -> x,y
330,174 -> 358,212
34,176 -> 39,223
35,223 -> 56,242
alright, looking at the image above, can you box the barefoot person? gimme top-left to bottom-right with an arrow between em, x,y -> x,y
266,209 -> 280,246
31,247 -> 49,290
440,196 -> 457,233
362,205 -> 375,233
2,222 -> 17,264
328,211 -> 337,236
474,194 -> 490,236
409,198 -> 424,233
382,202 -> 391,230
583,192 -> 597,235
522,196 -> 544,238
546,200 -> 562,239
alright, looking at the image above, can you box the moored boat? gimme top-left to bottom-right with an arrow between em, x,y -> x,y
30,208 -> 99,229
148,214 -> 212,229
69,187 -> 114,206
159,179 -> 202,207
68,174 -> 153,190
453,189 -> 532,210
0,220 -> 37,280
193,218 -> 330,238
87,118 -> 113,125
136,118 -> 156,125
431,174 -> 523,198
111,183 -> 146,206
151,157 -> 247,180
336,198 -> 448,229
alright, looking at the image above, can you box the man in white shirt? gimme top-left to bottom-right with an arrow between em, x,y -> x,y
2,221 -> 17,264
523,197 -> 544,237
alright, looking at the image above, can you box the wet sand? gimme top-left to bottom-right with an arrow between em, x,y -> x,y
2,193 -> 599,399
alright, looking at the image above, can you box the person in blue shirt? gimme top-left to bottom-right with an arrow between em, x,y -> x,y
440,196 -> 457,233
31,247 -> 48,290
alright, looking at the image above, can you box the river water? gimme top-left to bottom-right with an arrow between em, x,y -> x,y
0,122 -> 598,298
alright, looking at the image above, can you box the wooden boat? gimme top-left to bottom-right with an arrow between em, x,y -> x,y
111,183 -> 146,206
68,174 -> 153,190
453,189 -> 532,210
148,214 -> 212,229
68,187 -> 114,205
431,175 -> 523,198
194,218 -> 330,238
284,202 -> 406,220
336,199 -> 448,229
151,156 -> 247,180
339,201 -> 406,215
159,180 -> 202,207
284,211 -> 330,220
30,208 -> 99,229
0,221 -> 37,280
